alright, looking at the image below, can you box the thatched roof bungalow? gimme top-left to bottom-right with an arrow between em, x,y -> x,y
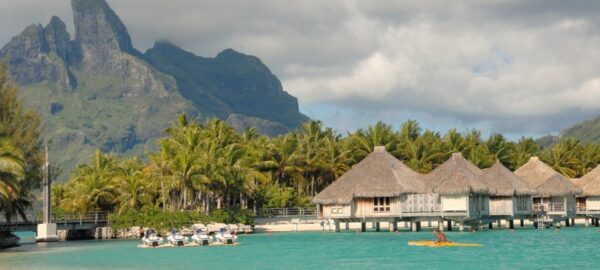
313,146 -> 425,220
481,161 -> 535,217
573,166 -> 600,215
426,153 -> 489,220
514,156 -> 580,217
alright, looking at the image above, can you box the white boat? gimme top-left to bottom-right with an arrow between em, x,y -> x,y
215,229 -> 238,245
141,229 -> 163,247
191,229 -> 213,246
167,230 -> 188,246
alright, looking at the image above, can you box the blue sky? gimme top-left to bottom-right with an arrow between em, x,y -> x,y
2,0 -> 600,139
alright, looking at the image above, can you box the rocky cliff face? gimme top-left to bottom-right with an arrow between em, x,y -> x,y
144,42 -> 309,128
0,19 -> 73,92
0,0 -> 308,179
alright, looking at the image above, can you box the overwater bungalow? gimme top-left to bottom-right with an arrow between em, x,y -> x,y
514,157 -> 582,224
480,161 -> 535,220
426,153 -> 490,226
312,146 -> 427,231
573,166 -> 600,221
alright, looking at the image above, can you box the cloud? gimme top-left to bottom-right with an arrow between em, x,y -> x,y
2,0 -> 600,137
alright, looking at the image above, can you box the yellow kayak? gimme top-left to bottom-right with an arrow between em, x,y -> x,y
408,240 -> 482,247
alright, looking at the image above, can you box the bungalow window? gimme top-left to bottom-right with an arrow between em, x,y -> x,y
331,207 -> 343,214
373,197 -> 391,212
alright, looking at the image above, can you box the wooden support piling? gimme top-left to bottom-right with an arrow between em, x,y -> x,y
375,222 -> 380,232
520,219 -> 524,227
509,220 -> 514,229
334,220 -> 340,232
345,221 -> 349,230
447,220 -> 452,231
389,219 -> 397,232
488,223 -> 493,229
361,222 -> 366,232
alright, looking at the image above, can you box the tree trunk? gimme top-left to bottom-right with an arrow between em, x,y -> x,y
311,175 -> 315,196
160,180 -> 166,211
217,197 -> 222,209
182,187 -> 187,210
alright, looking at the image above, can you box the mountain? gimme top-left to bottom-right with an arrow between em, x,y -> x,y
560,116 -> 600,143
0,0 -> 308,179
536,116 -> 600,148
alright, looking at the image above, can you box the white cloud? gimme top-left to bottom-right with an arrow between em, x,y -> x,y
2,0 -> 600,136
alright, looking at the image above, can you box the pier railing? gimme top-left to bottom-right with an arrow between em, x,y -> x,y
0,211 -> 110,225
257,207 -> 317,218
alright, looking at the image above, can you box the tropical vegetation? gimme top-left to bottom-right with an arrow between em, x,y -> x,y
0,62 -> 42,222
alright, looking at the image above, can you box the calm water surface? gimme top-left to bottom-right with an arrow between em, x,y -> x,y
2,227 -> 600,270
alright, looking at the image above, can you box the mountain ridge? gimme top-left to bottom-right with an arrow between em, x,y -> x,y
0,0 -> 308,179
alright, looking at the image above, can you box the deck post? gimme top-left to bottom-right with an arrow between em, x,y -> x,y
389,219 -> 397,232
375,222 -> 380,232
596,218 -> 599,227
361,222 -> 366,232
411,222 -> 418,232
371,222 -> 376,229
446,220 -> 452,231
345,221 -> 349,230
497,219 -> 501,227
334,220 -> 340,232
404,221 -> 409,228
565,219 -> 570,227
427,221 -> 432,228
571,218 -> 575,226
417,221 -> 421,231
509,220 -> 514,229
533,221 -> 538,229
488,223 -> 493,229
458,223 -> 464,232
585,217 -> 589,227
505,219 -> 511,229
520,219 -> 524,227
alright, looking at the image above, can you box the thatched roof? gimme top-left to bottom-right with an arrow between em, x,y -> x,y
427,153 -> 488,195
514,156 -> 558,189
536,173 -> 583,197
575,166 -> 600,196
312,146 -> 425,204
481,161 -> 536,196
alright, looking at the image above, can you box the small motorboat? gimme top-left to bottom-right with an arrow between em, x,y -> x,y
191,229 -> 213,246
167,229 -> 188,247
215,228 -> 238,245
141,229 -> 163,247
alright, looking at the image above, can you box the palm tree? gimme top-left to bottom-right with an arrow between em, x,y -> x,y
541,140 -> 579,177
348,121 -> 397,161
62,151 -> 118,214
114,157 -> 149,214
507,137 -> 540,170
0,136 -> 26,221
144,152 -> 172,211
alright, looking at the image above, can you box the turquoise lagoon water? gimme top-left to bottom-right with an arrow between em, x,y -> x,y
2,227 -> 600,270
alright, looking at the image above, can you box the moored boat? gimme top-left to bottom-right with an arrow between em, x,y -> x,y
214,229 -> 237,245
141,229 -> 163,247
191,229 -> 213,246
167,229 -> 188,246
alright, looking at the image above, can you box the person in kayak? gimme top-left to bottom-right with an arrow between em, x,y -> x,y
433,229 -> 449,243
